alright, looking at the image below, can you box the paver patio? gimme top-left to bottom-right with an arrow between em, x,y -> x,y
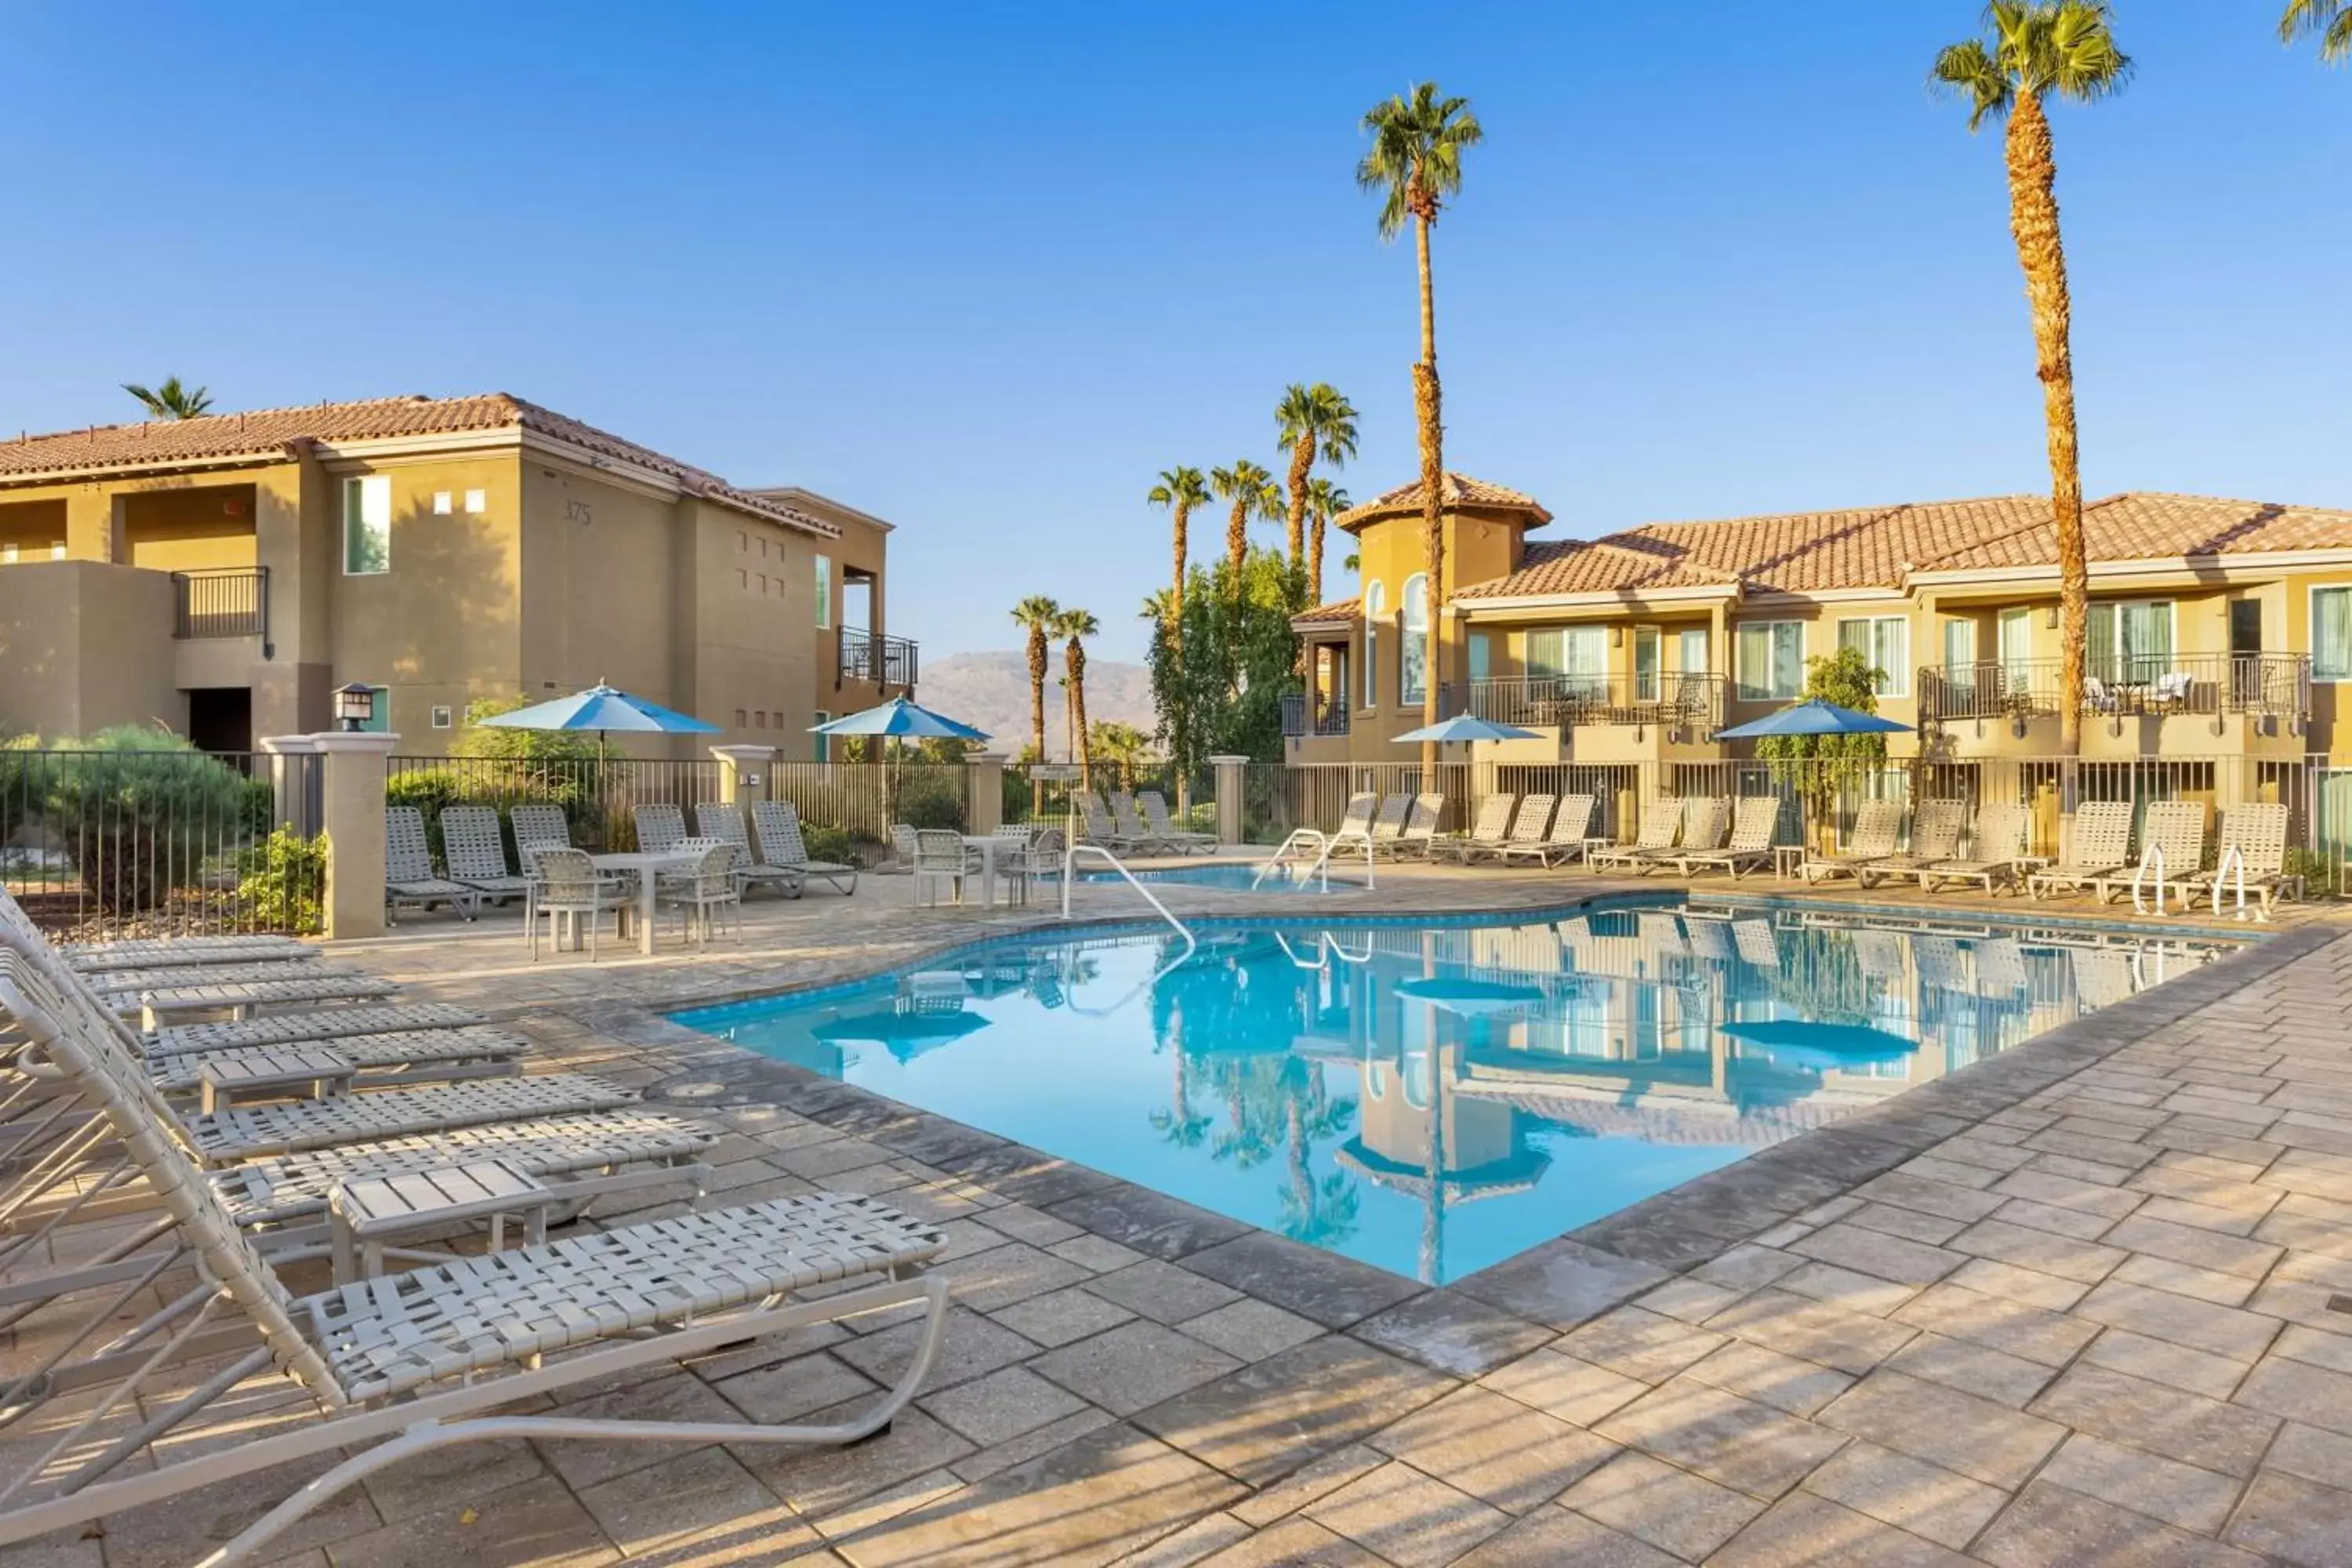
10,858 -> 2352,1566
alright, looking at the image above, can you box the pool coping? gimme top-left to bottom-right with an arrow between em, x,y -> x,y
595,894 -> 2332,1337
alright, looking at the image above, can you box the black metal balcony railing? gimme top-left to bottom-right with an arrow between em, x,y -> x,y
1279,693 -> 1352,739
1918,654 -> 2311,724
840,627 -> 918,688
1439,673 -> 1724,735
170,567 -> 267,641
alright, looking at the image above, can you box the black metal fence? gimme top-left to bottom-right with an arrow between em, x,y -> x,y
170,566 -> 269,641
0,746 -> 324,939
387,756 -> 726,855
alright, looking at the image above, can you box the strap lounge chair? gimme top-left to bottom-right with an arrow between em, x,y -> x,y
63,935 -> 317,972
2178,802 -> 2297,916
2026,800 -> 2136,900
1857,799 -> 1970,889
1592,797 -> 1686,874
144,1025 -> 529,1093
1679,796 -> 1781,879
1918,802 -> 2032,895
0,967 -> 949,1568
1374,793 -> 1445,860
1138,790 -> 1217,854
695,804 -> 806,898
632,803 -> 688,854
82,960 -> 366,1000
441,806 -> 532,906
181,1067 -> 644,1166
508,803 -> 573,851
2094,800 -> 2205,909
1428,794 -> 1516,863
1355,793 -> 1411,857
1476,793 -> 1557,863
125,972 -> 402,1030
1323,792 -> 1381,850
1109,791 -> 1172,855
1497,793 -> 1597,868
752,800 -> 858,894
151,1000 -> 489,1057
385,806 -> 478,923
1797,799 -> 1903,884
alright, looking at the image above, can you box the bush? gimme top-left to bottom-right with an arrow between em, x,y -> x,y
35,728 -> 259,913
385,769 -> 467,865
237,826 -> 326,933
799,823 -> 863,869
895,770 -> 968,831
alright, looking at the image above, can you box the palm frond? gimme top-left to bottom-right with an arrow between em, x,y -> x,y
2283,0 -> 2352,62
1930,38 -> 2012,130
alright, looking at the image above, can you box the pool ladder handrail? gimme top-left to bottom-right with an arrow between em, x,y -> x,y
1273,931 -> 1375,971
1058,844 -> 1197,1018
2129,843 -> 2169,917
2212,843 -> 2260,921
1253,828 -> 1374,892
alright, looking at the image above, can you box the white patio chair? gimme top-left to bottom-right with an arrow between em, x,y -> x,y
441,805 -> 531,906
1428,794 -> 1515,863
1679,796 -> 1781,879
2094,800 -> 2205,909
1496,793 -> 1597,868
385,807 -> 477,924
1109,792 -> 1171,854
0,964 -> 948,1568
524,845 -> 632,962
1919,802 -> 2031,895
753,801 -> 858,895
913,829 -> 976,906
2179,802 -> 2296,915
695,803 -> 805,899
657,841 -> 746,947
1591,798 -> 1687,874
1857,799 -> 1970,889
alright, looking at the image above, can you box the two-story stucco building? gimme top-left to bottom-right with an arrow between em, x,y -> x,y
0,394 -> 914,754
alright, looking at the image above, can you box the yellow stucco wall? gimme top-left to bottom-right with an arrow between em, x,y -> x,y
0,561 -> 183,739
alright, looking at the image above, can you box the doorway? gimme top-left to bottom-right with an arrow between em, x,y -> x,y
2230,600 -> 2263,706
187,688 -> 252,756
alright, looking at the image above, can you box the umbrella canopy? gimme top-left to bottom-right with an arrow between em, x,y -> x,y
1399,976 -> 1549,1018
811,1007 -> 989,1062
1713,700 -> 1911,740
1390,714 -> 1544,745
1722,1018 -> 1918,1069
477,682 -> 718,735
811,698 -> 990,742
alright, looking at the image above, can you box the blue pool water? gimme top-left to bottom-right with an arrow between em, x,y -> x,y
672,899 -> 2242,1284
1079,863 -> 1344,893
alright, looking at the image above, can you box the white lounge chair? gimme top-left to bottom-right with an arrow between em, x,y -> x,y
1356,793 -> 1410,857
144,1026 -> 529,1093
1497,793 -> 1597,868
0,964 -> 949,1568
1139,790 -> 1217,854
2027,801 -> 2136,900
62,935 -> 316,971
1918,802 -> 2032,895
385,806 -> 478,923
125,971 -> 401,1030
1476,793 -> 1558,864
1857,799 -> 1970,889
2094,800 -> 2204,909
695,803 -> 805,898
1324,793 -> 1381,854
442,806 -> 532,906
1591,797 -> 1685,874
508,803 -> 573,851
1428,795 -> 1515,864
1797,799 -> 1902,884
1374,793 -> 1445,861
1679,797 -> 1780,879
632,803 -> 688,855
151,1001 -> 489,1057
753,800 -> 858,894
2179,802 -> 2297,915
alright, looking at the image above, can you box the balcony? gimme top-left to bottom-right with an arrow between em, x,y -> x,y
1918,655 -> 2310,725
1440,673 -> 1724,737
171,567 -> 268,641
1279,692 -> 1351,739
839,627 -> 917,689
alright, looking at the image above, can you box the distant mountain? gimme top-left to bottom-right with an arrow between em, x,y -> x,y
918,650 -> 1159,760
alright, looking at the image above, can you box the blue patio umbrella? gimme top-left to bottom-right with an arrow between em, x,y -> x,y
476,680 -> 718,761
810,697 -> 991,744
1389,714 -> 1544,745
1713,700 -> 1911,740
1399,976 -> 1548,1018
1722,1018 -> 1918,1071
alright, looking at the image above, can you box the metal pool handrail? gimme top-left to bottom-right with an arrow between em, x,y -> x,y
1062,843 -> 1196,965
2130,843 -> 2168,917
2212,844 -> 2255,921
1273,931 -> 1374,971
1254,829 -> 1327,891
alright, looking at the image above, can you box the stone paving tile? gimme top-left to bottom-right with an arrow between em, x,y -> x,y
1555,1305 -> 1727,1384
1946,1218 -> 2127,1285
1972,1480 -> 2269,1568
1841,1201 -> 1969,1247
985,1282 -> 1138,1348
1189,1515 -> 1385,1566
1082,1258 -> 1245,1325
1706,1490 -> 1979,1568
1178,1298 -> 1326,1363
1940,1257 -> 2091,1312
571,1446 -> 811,1560
1227,1443 -> 1388,1529
1816,1370 -> 2064,1490
1704,1287 -> 1918,1377
1799,1440 -> 2006,1550
1304,1461 -> 1512,1568
1367,1385 -> 1618,1515
1130,1334 -> 1454,1489
1889,1282 -> 2099,1368
2104,1213 -> 2284,1279
2224,1470 -> 2352,1567
1447,1505 -> 1679,1568
1342,1290 -> 1553,1381
2035,1432 -> 2241,1535
1450,1237 -> 1673,1330
1769,1260 -> 1919,1317
2234,1353 -> 2352,1438
1783,1222 -> 1965,1288
1986,1196 -> 2117,1243
1678,1338 -> 1854,1419
2028,1363 -> 2280,1478
746,1403 -> 977,1523
948,1406 -> 1118,1485
1594,1377 -> 1851,1501
1476,1347 -> 1650,1427
1559,1450 -> 1766,1561
832,1307 -> 1043,1394
2068,1278 -> 2281,1362
1029,1320 -> 1242,1417
1111,1510 -> 1255,1566
1881,1330 -> 2056,1408
321,1477 -> 615,1568
1178,1233 -> 1421,1330
2076,1326 -> 2251,1399
1632,1273 -> 1748,1326
916,1364 -> 1091,1446
2107,1250 -> 2260,1308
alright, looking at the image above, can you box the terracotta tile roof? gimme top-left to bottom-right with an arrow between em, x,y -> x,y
1333,472 -> 1553,532
1917,492 -> 2352,572
1291,597 -> 1361,626
0,393 -> 837,537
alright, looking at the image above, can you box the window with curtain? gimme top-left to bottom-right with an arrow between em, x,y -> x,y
1468,631 -> 1491,684
1735,621 -> 1803,700
1525,628 -> 1605,695
815,555 -> 832,629
1998,608 -> 2033,687
1362,581 -> 1385,706
1400,575 -> 1429,706
1633,627 -> 1660,702
2087,600 -> 2175,683
343,475 -> 390,575
1836,616 -> 1910,698
2316,588 -> 2352,681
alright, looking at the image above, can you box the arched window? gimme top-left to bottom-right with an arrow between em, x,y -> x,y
1400,574 -> 1430,707
1362,580 -> 1385,708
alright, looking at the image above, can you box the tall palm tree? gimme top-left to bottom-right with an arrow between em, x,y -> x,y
1934,3 -> 2129,764
2284,0 -> 2351,60
1146,466 -> 1211,635
1089,720 -> 1152,790
122,377 -> 212,419
1273,384 -> 1359,578
1011,595 -> 1062,785
1209,460 -> 1282,585
1056,608 -> 1101,786
1359,83 -> 1482,771
1302,479 -> 1352,607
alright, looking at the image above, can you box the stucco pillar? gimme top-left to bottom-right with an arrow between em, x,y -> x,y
304,731 -> 397,941
1210,755 -> 1249,848
710,745 -> 774,807
967,753 -> 1006,834
256,734 -> 321,840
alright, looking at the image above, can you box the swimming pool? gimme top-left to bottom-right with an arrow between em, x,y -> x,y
1079,862 -> 1349,893
671,898 -> 2243,1285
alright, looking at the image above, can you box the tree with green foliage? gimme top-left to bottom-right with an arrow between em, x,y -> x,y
1010,596 -> 1062,766
1301,479 -> 1352,608
35,727 -> 257,913
1056,607 -> 1101,786
1146,550 -> 1303,782
1273,384 -> 1359,582
1088,720 -> 1153,790
455,695 -> 600,764
122,376 -> 212,419
1146,467 -> 1210,638
2283,0 -> 2350,61
1210,459 -> 1283,584
1756,644 -> 1891,853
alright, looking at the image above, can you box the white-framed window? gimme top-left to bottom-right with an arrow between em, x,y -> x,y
1675,627 -> 1708,675
1362,580 -> 1385,708
1836,615 -> 1910,698
342,475 -> 391,575
2086,599 -> 2176,684
431,491 -> 452,516
49,541 -> 64,561
1400,574 -> 1429,706
1942,618 -> 1975,673
1998,607 -> 2033,687
815,554 -> 833,629
2314,588 -> 2352,681
1526,626 -> 1606,695
813,710 -> 830,762
1735,619 -> 1804,701
463,488 -> 486,515
1632,626 -> 1661,702
1468,631 -> 1492,684
430,705 -> 453,729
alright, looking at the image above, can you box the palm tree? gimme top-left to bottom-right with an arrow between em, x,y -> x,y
1146,466 -> 1211,636
1273,384 -> 1359,579
122,377 -> 212,419
1933,3 -> 2129,765
2284,1 -> 2351,60
1011,596 -> 1062,813
1302,479 -> 1352,606
1359,83 -> 1482,771
1090,720 -> 1152,790
1056,608 -> 1101,787
1209,459 -> 1282,585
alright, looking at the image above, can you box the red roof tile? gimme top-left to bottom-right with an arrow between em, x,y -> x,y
1332,472 -> 1552,532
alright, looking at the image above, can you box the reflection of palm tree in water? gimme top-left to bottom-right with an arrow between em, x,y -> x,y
1279,1060 -> 1360,1247
1149,996 -> 1213,1149
1421,1058 -> 1446,1286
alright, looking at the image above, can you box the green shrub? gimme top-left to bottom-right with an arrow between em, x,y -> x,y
236,826 -> 326,933
895,770 -> 967,831
799,823 -> 863,869
35,728 -> 258,913
385,769 -> 466,864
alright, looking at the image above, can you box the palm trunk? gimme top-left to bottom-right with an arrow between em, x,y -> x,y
1308,511 -> 1326,607
1171,501 -> 1189,648
1027,630 -> 1048,807
1226,499 -> 1249,585
1286,436 -> 1312,571
1070,643 -> 1092,788
2005,93 -> 2087,770
1414,209 -> 1446,777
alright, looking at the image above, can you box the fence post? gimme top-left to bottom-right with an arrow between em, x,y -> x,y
306,731 -> 397,941
709,746 -> 775,818
257,734 -> 320,838
1210,755 -> 1248,848
967,754 -> 1006,833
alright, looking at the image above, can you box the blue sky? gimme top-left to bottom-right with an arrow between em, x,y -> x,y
2,3 -> 2345,665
